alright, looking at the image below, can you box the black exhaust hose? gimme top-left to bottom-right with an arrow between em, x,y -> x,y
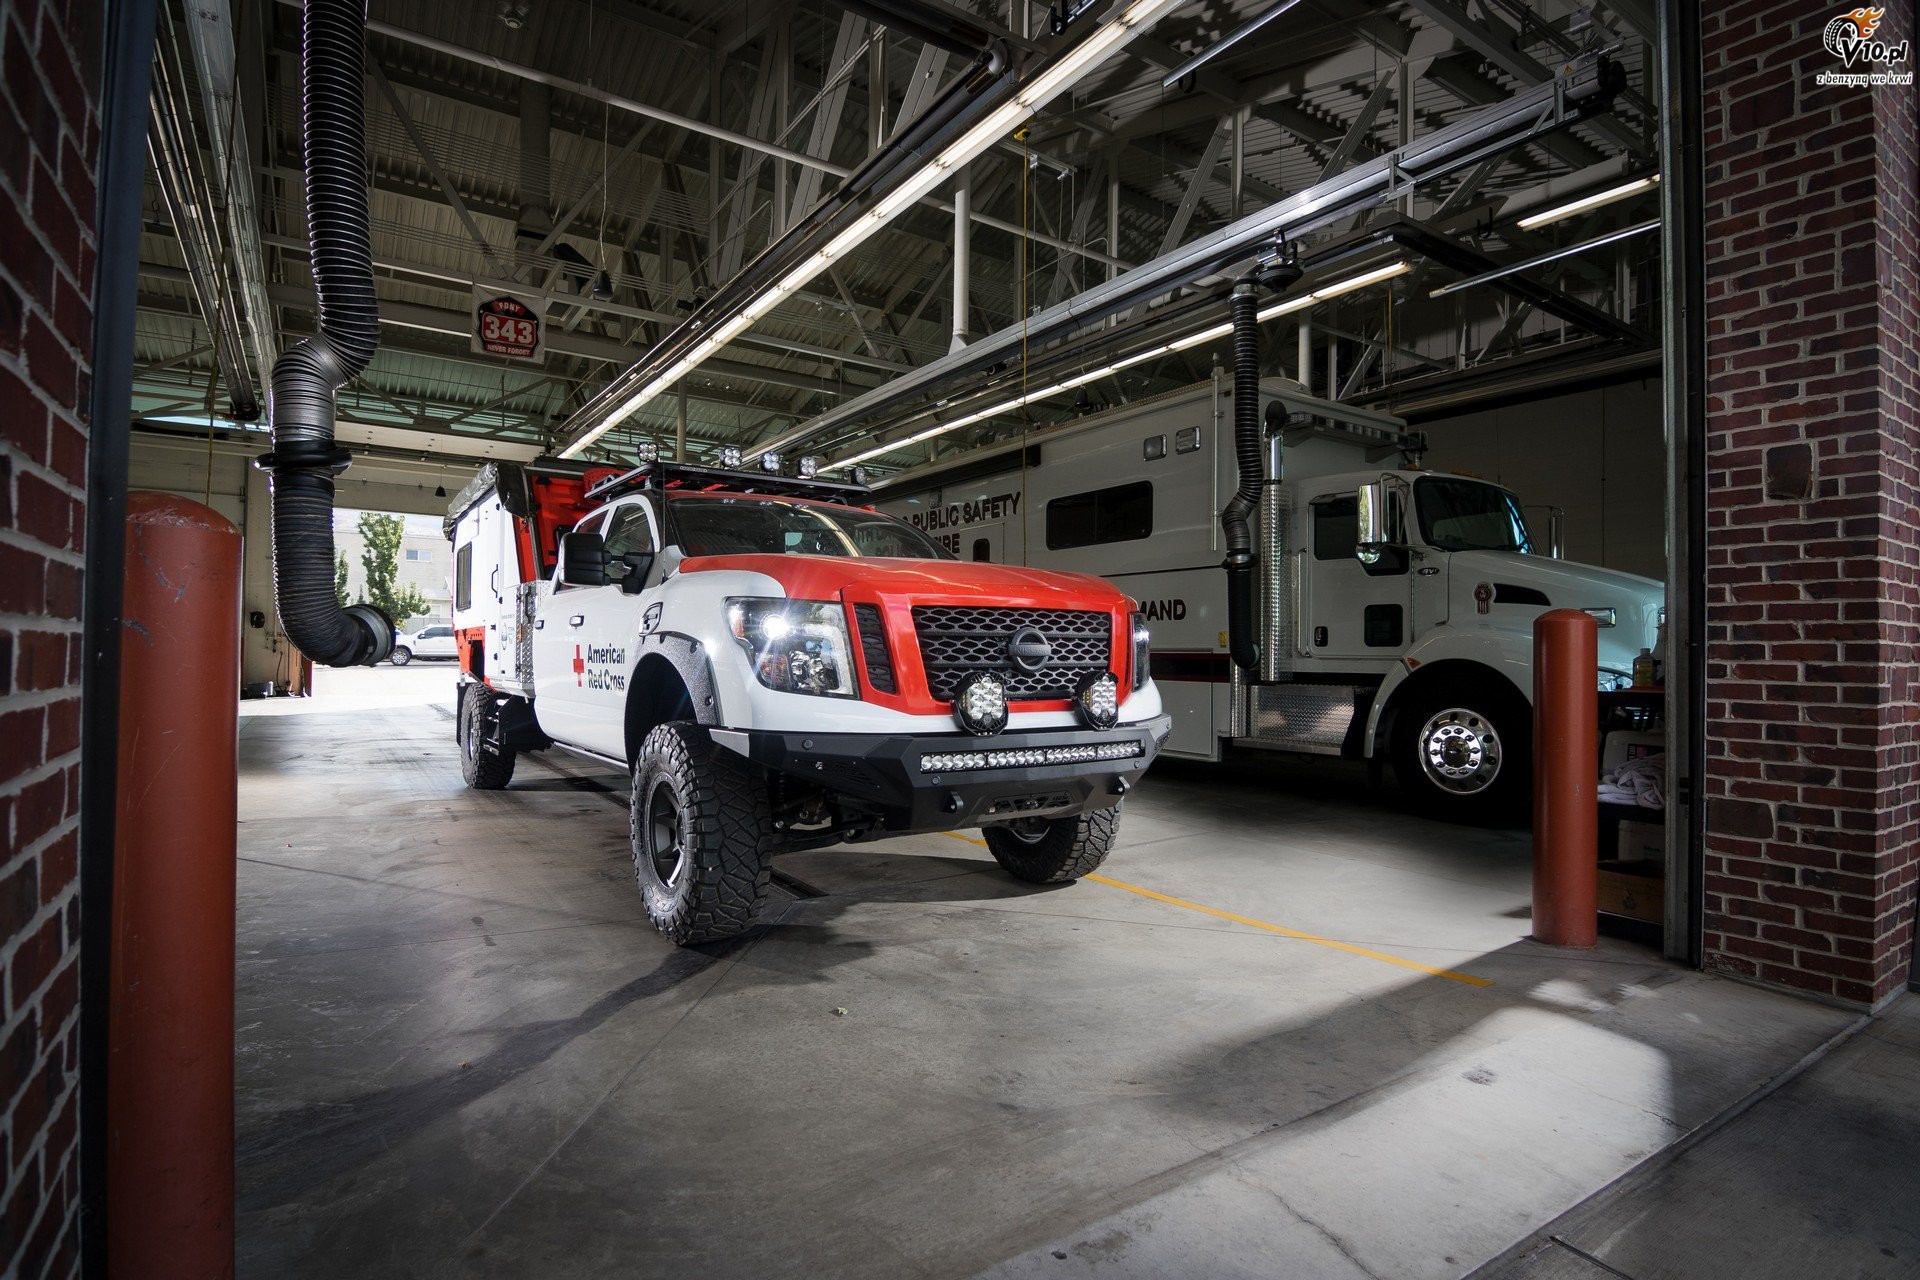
257,0 -> 391,667
1220,281 -> 1261,672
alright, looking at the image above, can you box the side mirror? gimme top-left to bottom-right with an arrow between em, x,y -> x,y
559,531 -> 610,587
615,551 -> 655,595
1355,481 -> 1390,565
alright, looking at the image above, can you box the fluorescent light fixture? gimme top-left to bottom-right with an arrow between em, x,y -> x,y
1516,174 -> 1659,230
822,259 -> 1412,474
563,0 -> 1186,461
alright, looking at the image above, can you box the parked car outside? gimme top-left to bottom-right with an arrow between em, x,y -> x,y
390,624 -> 457,665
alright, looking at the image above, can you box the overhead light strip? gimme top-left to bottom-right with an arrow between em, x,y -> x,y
1514,174 -> 1660,230
559,0 -> 1190,460
1426,219 -> 1660,299
823,261 -> 1409,472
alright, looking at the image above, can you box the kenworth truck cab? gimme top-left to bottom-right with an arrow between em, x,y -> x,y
877,379 -> 1662,817
445,454 -> 1170,943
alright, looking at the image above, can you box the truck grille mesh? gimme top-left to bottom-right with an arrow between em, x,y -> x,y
852,603 -> 896,694
911,606 -> 1112,702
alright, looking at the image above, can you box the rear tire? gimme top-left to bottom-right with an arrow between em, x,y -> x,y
1391,678 -> 1529,820
460,687 -> 517,789
982,806 -> 1120,883
630,722 -> 777,944
390,646 -> 412,666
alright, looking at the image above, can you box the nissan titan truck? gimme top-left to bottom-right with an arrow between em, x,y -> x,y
445,455 -> 1171,944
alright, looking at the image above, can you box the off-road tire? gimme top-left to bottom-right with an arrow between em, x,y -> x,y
390,646 -> 413,666
1391,677 -> 1530,821
460,687 -> 517,789
982,805 -> 1121,883
630,722 -> 777,944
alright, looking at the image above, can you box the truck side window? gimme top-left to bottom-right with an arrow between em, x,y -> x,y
604,505 -> 655,559
1312,496 -> 1359,561
454,542 -> 473,610
1045,481 -> 1152,550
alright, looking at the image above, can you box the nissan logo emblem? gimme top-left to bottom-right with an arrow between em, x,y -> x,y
1006,626 -> 1052,672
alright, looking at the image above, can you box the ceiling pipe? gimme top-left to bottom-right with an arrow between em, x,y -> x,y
753,51 -> 1625,463
148,14 -> 261,418
835,0 -> 994,57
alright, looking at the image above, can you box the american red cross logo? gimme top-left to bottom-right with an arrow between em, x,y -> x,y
573,645 -> 586,686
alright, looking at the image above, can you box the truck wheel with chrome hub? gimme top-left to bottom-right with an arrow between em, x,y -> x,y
982,806 -> 1120,883
1392,679 -> 1529,819
630,722 -> 777,944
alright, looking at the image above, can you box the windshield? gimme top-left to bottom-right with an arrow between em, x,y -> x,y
667,496 -> 954,560
1414,477 -> 1535,553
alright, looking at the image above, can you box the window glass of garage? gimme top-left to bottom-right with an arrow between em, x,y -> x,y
1046,481 -> 1152,550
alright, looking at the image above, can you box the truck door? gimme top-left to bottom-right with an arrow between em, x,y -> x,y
569,499 -> 660,760
1304,484 -> 1410,667
531,509 -> 609,747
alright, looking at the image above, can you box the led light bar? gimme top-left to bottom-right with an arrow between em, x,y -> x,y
822,261 -> 1409,472
560,0 -> 1189,460
919,739 -> 1145,773
1515,174 -> 1660,230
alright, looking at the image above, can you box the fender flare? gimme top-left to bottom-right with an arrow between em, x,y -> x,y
624,631 -> 723,762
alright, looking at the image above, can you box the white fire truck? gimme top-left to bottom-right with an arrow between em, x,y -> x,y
877,378 -> 1663,816
444,456 -> 1170,944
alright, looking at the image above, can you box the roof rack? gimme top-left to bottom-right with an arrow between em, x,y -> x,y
581,461 -> 872,506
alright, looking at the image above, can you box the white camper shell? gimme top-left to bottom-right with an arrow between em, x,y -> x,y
876,379 -> 1663,815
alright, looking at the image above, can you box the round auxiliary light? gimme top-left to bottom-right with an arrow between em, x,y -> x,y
953,671 -> 1009,736
1076,670 -> 1120,730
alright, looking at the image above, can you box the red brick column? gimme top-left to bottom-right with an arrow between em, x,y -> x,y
1699,0 -> 1918,1007
0,2 -> 100,1273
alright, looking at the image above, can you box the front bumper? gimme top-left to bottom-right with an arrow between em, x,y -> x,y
709,715 -> 1173,835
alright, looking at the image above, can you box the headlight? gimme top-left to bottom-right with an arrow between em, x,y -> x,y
725,598 -> 857,698
1598,669 -> 1633,692
1129,611 -> 1151,691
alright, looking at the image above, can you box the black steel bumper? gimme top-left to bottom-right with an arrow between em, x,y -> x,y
708,715 -> 1173,835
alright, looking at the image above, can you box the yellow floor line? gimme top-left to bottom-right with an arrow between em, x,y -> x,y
939,832 -> 1491,987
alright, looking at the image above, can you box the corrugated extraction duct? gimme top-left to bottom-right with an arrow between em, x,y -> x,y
257,0 -> 393,667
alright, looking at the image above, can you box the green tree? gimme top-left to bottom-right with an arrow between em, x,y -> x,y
334,550 -> 351,607
356,512 -> 429,626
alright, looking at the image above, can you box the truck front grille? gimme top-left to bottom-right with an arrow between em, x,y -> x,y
911,605 -> 1113,702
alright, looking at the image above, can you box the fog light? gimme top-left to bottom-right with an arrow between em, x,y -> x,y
719,446 -> 743,468
798,455 -> 821,478
953,671 -> 1008,736
760,452 -> 783,474
1076,670 -> 1119,730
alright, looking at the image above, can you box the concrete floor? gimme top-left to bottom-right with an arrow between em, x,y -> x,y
236,666 -> 1864,1279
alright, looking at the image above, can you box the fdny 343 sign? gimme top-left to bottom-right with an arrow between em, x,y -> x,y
471,288 -> 545,363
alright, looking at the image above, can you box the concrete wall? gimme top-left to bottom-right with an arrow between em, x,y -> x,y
1415,378 -> 1668,581
128,431 -> 475,689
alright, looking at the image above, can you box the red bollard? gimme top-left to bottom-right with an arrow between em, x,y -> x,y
1532,609 -> 1599,947
110,493 -> 240,1279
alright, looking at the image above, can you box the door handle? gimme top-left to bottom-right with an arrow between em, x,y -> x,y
490,566 -> 501,598
569,614 -> 586,627
534,619 -> 545,630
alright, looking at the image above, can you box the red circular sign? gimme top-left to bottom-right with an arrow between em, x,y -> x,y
476,296 -> 540,359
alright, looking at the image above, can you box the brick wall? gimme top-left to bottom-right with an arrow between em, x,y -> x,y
0,0 -> 100,1274
1700,0 -> 1919,1006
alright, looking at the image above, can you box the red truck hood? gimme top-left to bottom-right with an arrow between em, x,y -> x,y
677,554 -> 1129,611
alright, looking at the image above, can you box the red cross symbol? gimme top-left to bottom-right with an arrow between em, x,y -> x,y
573,645 -> 586,686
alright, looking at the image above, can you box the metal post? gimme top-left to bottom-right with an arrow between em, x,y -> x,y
1532,610 -> 1599,947
676,384 -> 689,461
1297,320 -> 1311,395
111,493 -> 241,1276
1230,105 -> 1246,219
868,28 -> 888,153
952,167 -> 971,352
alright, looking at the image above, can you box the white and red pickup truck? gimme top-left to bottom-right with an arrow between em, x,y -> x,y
444,454 -> 1171,944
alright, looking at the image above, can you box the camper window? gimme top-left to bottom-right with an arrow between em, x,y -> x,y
1046,481 -> 1153,550
1312,495 -> 1359,561
454,542 -> 473,610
